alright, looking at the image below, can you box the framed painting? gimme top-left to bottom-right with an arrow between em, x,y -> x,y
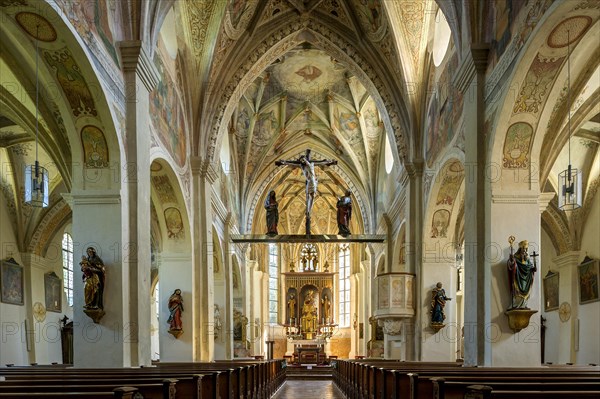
543,271 -> 559,312
578,257 -> 599,304
45,272 -> 62,312
1,258 -> 24,305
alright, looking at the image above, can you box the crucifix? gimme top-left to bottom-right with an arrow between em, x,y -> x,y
275,149 -> 337,235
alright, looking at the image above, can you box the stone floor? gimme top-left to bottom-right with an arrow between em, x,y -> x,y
272,380 -> 345,398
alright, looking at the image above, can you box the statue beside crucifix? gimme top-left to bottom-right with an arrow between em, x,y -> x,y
275,149 -> 337,235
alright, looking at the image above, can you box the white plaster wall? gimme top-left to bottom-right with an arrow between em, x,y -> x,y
158,254 -> 193,362
214,279 -> 226,359
0,193 -> 27,366
489,199 -> 541,367
421,262 -> 456,361
150,284 -> 160,361
576,192 -> 600,365
72,196 -> 126,368
540,228 -> 559,364
34,230 -> 74,364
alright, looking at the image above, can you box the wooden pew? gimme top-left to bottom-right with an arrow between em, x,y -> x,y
332,359 -> 600,399
0,359 -> 284,399
0,386 -> 139,398
0,380 -> 174,399
433,377 -> 600,399
0,374 -> 208,399
465,384 -> 600,399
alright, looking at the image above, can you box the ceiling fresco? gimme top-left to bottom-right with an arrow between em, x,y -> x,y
229,45 -> 383,233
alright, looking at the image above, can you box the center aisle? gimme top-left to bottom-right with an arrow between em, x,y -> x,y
271,380 -> 345,398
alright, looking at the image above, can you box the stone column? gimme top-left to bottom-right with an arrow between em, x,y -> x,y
190,158 -> 217,360
223,214 -> 234,359
247,257 -> 259,355
349,272 -> 362,358
19,253 -> 40,365
119,40 -> 158,366
455,46 -> 490,367
361,260 -> 371,357
379,318 -> 405,360
404,162 -> 424,360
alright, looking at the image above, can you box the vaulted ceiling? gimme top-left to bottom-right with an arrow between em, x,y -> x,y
176,0 -> 442,233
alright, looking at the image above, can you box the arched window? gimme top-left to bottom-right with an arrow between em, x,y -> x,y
432,9 -> 451,67
385,134 -> 394,174
300,243 -> 319,271
338,244 -> 350,327
62,233 -> 74,306
268,243 -> 278,324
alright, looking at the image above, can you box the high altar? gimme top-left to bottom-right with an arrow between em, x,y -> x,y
281,259 -> 337,361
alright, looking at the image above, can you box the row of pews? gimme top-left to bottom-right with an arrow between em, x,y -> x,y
0,359 -> 285,398
332,359 -> 600,399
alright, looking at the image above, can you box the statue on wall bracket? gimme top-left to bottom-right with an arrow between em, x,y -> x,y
167,289 -> 184,338
80,247 -> 106,323
505,236 -> 538,332
430,282 -> 451,332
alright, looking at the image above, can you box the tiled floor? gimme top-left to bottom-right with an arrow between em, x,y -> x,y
271,380 -> 345,398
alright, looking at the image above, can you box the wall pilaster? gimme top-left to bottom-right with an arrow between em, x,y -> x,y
190,157 -> 218,360
405,161 -> 424,360
118,40 -> 159,366
455,45 -> 491,367
553,251 -> 582,364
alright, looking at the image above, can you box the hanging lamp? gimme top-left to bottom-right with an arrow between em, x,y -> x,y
24,25 -> 49,208
558,30 -> 582,211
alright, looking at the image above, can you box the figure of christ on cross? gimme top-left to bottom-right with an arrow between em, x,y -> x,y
275,149 -> 337,235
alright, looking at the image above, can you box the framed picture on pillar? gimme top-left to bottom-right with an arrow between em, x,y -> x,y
577,257 -> 599,305
543,270 -> 559,312
0,258 -> 24,305
45,272 -> 62,312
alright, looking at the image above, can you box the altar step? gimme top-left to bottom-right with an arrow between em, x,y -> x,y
285,365 -> 333,380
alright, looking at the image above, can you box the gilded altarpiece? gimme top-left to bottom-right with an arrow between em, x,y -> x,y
283,272 -> 335,336
283,272 -> 336,363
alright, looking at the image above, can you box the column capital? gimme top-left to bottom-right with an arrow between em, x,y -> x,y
471,45 -> 490,72
454,45 -> 489,93
552,251 -> 583,269
538,192 -> 556,214
119,40 -> 159,92
405,161 -> 424,178
19,253 -> 47,270
61,193 -> 73,210
190,157 -> 219,184
70,190 -> 121,205
492,192 -> 539,204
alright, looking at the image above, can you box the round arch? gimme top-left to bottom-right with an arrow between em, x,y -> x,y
149,158 -> 192,253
